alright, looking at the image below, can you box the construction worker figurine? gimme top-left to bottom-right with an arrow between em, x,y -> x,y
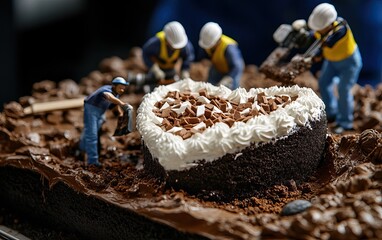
197,22 -> 244,90
303,3 -> 363,134
79,77 -> 132,166
136,21 -> 194,92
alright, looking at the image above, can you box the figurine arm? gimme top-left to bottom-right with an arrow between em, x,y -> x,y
103,92 -> 126,106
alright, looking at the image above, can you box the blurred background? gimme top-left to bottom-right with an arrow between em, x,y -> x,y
1,0 -> 381,109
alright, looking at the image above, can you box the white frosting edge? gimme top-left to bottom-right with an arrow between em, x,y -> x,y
136,79 -> 325,171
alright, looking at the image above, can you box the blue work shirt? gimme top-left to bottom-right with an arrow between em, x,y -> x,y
84,85 -> 119,112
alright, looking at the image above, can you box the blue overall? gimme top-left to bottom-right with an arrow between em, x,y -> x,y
319,48 -> 362,129
313,18 -> 363,129
79,85 -> 118,165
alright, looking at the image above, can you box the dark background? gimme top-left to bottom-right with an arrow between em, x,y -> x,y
1,0 -> 381,109
0,0 -> 159,109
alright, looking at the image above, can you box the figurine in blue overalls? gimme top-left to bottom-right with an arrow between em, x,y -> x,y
141,21 -> 195,91
79,77 -> 132,166
197,22 -> 244,90
306,3 -> 363,134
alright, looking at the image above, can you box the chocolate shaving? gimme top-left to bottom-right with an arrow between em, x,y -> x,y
152,91 -> 298,139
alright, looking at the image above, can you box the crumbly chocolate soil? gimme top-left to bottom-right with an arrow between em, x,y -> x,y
0,47 -> 382,239
259,47 -> 313,85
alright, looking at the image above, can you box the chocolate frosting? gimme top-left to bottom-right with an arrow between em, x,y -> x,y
1,127 -> 382,238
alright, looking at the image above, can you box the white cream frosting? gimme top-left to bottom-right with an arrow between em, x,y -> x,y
136,79 -> 325,171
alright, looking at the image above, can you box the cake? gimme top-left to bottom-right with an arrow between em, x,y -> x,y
1,48 -> 382,239
137,79 -> 327,201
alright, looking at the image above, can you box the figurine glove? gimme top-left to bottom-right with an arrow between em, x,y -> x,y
180,70 -> 190,79
292,19 -> 307,31
150,64 -> 165,80
218,76 -> 233,88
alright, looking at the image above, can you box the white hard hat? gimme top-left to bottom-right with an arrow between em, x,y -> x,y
112,77 -> 129,85
308,3 -> 337,31
163,21 -> 188,49
199,22 -> 222,49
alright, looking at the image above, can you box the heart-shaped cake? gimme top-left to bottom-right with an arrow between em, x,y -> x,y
137,79 -> 327,201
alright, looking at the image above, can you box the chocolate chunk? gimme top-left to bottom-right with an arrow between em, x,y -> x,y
153,90 -> 298,138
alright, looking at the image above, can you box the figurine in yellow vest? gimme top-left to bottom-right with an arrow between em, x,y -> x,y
142,21 -> 195,90
197,22 -> 244,89
306,3 -> 362,134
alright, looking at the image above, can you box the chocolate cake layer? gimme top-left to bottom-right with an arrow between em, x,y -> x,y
144,115 -> 327,201
0,154 -> 267,239
0,166 -> 207,240
2,130 -> 382,239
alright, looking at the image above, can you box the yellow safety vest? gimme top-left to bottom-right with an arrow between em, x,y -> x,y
206,35 -> 237,73
155,31 -> 181,69
315,21 -> 357,62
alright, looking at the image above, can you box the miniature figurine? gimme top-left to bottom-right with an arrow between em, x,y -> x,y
133,21 -> 194,92
304,3 -> 363,134
196,22 -> 244,90
79,77 -> 132,166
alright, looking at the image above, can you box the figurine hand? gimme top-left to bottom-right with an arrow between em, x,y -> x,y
150,64 -> 165,80
292,19 -> 306,31
180,70 -> 190,79
121,104 -> 133,112
218,76 -> 233,88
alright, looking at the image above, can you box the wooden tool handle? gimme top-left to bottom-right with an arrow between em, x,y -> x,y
23,97 -> 85,115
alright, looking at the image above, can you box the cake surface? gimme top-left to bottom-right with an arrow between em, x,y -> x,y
1,49 -> 382,239
137,79 -> 327,200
